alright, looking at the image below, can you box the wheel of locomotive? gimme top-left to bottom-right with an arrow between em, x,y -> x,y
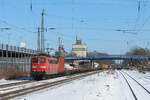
33,75 -> 43,80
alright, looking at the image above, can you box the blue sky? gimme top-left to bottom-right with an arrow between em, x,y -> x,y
0,0 -> 150,54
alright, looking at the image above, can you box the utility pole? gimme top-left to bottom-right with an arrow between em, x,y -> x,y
41,9 -> 45,52
76,35 -> 78,42
37,27 -> 40,51
58,37 -> 61,57
58,37 -> 61,47
8,33 -> 11,45
37,9 -> 56,54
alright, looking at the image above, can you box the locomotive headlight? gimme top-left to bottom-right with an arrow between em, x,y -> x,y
32,66 -> 37,68
41,66 -> 46,68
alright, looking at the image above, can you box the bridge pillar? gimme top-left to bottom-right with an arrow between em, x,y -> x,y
1,44 -> 3,57
6,44 -> 8,58
1,50 -> 3,57
90,60 -> 94,68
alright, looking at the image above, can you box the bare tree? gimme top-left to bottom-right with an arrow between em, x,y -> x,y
122,47 -> 150,67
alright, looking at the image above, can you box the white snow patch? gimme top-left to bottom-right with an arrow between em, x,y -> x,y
65,63 -> 74,70
18,70 -> 122,100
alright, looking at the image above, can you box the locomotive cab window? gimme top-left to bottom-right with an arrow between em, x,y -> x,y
32,58 -> 38,63
40,58 -> 46,63
49,60 -> 58,64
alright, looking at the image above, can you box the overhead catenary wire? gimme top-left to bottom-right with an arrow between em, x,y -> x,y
136,15 -> 150,33
133,0 -> 150,34
0,18 -> 39,48
134,1 -> 141,31
1,0 -> 150,51
117,0 -> 150,35
0,19 -> 36,34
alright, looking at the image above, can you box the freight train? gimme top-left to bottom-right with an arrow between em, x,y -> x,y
30,56 -> 98,80
101,64 -> 112,69
31,56 -> 65,80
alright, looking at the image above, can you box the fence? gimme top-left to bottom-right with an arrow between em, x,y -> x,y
0,57 -> 31,72
0,43 -> 37,72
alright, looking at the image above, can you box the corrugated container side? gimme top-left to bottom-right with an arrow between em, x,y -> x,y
58,58 -> 65,72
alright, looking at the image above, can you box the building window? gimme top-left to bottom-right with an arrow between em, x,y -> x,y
72,48 -> 86,51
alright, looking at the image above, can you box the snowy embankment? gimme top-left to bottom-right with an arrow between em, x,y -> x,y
18,70 -> 122,100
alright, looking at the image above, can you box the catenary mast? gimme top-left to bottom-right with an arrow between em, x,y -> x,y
41,9 -> 45,52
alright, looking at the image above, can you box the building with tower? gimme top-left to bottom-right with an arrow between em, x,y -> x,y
72,36 -> 87,57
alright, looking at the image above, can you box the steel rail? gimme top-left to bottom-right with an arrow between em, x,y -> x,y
119,71 -> 138,100
0,80 -> 33,88
0,71 -> 101,100
122,71 -> 150,94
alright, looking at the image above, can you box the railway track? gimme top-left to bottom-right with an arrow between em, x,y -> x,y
0,71 -> 101,100
0,80 -> 34,88
0,70 -> 99,91
122,71 -> 150,94
119,71 -> 138,100
119,71 -> 150,100
0,70 -> 100,93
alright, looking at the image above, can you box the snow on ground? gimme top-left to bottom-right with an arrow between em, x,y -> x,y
18,70 -> 121,100
121,71 -> 150,99
0,72 -> 96,94
115,71 -> 135,100
124,70 -> 150,91
0,76 -> 33,86
0,76 -> 68,94
0,79 -> 26,85
5,70 -> 149,100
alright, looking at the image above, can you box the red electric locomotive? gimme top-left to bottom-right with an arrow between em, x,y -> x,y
31,56 -> 65,80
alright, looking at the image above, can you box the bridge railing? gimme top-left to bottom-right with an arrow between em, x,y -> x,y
0,43 -> 37,54
65,55 -> 150,60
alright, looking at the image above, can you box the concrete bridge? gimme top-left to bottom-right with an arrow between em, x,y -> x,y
0,43 -> 37,58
